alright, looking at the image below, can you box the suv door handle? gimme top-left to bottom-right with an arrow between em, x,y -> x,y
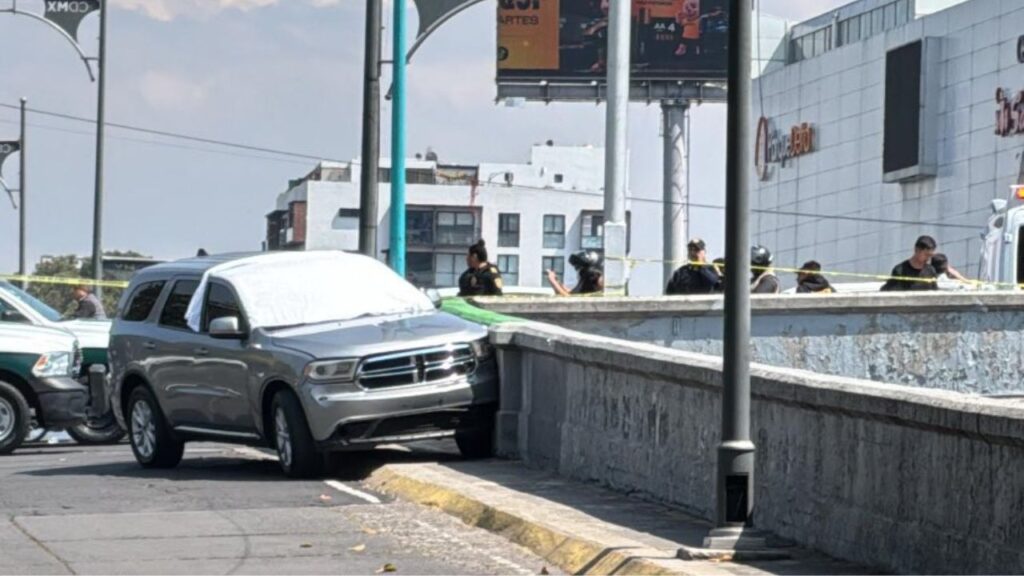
142,341 -> 156,350
194,347 -> 209,356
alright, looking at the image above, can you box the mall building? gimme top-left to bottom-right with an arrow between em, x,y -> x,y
751,0 -> 1023,282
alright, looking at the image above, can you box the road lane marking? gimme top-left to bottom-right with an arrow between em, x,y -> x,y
323,480 -> 381,505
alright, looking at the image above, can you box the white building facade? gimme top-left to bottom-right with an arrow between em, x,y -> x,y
266,145 -> 665,295
750,0 -> 1023,282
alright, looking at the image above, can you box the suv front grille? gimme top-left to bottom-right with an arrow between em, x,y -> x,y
357,344 -> 476,390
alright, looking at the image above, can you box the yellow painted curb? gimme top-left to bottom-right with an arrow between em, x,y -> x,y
367,467 -> 678,575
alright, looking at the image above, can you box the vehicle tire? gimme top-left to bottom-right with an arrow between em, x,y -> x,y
127,386 -> 183,469
67,412 -> 126,445
0,381 -> 30,456
455,408 -> 496,460
271,390 -> 321,478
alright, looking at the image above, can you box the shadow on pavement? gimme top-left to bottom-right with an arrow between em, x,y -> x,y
18,441 -> 463,484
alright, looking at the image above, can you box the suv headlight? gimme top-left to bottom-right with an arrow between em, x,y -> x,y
304,359 -> 358,383
33,352 -> 73,378
470,340 -> 494,360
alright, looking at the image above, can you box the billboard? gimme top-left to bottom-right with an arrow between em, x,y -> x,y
497,0 -> 729,83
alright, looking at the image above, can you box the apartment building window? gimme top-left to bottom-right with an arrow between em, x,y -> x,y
580,210 -> 632,252
542,256 -> 564,283
498,213 -> 520,248
543,215 -> 565,249
407,207 -> 480,247
408,209 -> 435,246
406,252 -> 434,287
498,255 -> 519,287
434,253 -> 462,287
581,212 -> 604,250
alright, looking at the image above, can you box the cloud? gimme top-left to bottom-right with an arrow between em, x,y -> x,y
139,71 -> 209,111
111,0 -> 335,21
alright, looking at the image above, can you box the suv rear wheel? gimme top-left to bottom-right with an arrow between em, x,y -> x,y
271,390 -> 321,478
0,381 -> 29,455
127,386 -> 183,468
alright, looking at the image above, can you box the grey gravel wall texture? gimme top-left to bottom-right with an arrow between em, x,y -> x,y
490,321 -> 1024,574
473,292 -> 1024,395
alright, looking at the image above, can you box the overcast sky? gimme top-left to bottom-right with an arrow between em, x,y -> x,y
0,0 -> 847,273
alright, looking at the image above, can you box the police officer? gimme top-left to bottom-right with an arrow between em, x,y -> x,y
548,251 -> 604,296
457,240 -> 503,297
71,284 -> 107,320
751,245 -> 781,294
666,238 -> 722,295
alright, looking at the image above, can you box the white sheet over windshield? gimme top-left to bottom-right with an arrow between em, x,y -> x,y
184,251 -> 434,332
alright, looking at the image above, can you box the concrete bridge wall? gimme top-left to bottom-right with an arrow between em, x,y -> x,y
476,292 -> 1024,395
491,321 -> 1024,574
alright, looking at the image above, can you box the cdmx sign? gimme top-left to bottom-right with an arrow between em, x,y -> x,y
754,116 -> 815,181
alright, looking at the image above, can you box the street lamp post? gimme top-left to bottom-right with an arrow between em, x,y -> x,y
704,0 -> 762,550
1,0 -> 104,288
602,0 -> 631,296
389,0 -> 408,276
19,98 -> 27,285
92,0 -> 108,293
359,0 -> 382,259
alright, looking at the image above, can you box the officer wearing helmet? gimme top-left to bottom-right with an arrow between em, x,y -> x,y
750,245 -> 780,294
548,251 -> 604,296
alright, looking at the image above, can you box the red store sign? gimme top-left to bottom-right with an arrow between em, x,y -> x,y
995,88 -> 1024,137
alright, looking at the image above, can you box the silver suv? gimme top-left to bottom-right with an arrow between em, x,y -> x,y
109,252 -> 498,477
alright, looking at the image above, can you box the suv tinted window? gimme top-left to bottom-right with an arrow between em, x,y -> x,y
204,283 -> 245,331
159,280 -> 199,330
122,281 -> 166,322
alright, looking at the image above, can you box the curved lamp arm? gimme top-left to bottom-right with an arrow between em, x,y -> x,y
0,7 -> 97,81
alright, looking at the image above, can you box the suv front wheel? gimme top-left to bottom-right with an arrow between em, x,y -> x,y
127,386 -> 183,468
271,390 -> 321,478
0,381 -> 30,455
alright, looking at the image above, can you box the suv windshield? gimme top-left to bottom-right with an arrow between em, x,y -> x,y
0,281 -> 62,323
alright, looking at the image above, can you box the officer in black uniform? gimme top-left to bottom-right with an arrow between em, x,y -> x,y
666,238 -> 722,295
458,240 -> 503,297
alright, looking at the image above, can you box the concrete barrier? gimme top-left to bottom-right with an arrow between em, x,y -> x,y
475,292 -> 1024,395
491,321 -> 1024,574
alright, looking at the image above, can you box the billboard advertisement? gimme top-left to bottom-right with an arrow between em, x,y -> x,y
497,0 -> 729,82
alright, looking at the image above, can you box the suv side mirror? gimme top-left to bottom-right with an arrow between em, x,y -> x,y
425,289 -> 443,309
209,316 -> 246,339
0,310 -> 28,323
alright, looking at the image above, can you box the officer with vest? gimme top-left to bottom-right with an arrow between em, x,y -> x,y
751,245 -> 781,294
458,240 -> 503,297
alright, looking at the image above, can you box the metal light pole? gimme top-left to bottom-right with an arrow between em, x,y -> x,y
388,0 -> 408,276
19,98 -> 27,285
704,0 -> 761,550
91,0 -> 108,293
662,101 -> 688,285
359,0 -> 382,259
602,0 -> 631,295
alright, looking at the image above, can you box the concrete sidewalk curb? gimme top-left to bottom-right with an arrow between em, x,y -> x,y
366,465 -> 678,575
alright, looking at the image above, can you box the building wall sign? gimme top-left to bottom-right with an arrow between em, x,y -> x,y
755,116 -> 815,180
995,88 -> 1024,137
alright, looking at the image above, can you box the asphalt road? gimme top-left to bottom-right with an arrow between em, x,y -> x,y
0,440 -> 555,575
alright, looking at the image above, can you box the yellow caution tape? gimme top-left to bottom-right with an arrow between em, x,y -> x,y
0,274 -> 130,289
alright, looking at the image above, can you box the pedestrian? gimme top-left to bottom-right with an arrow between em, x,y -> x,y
457,240 -> 503,297
750,245 -> 781,294
666,238 -> 722,295
548,251 -> 603,296
931,253 -> 969,283
795,260 -> 834,294
880,235 -> 939,291
71,284 -> 107,320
